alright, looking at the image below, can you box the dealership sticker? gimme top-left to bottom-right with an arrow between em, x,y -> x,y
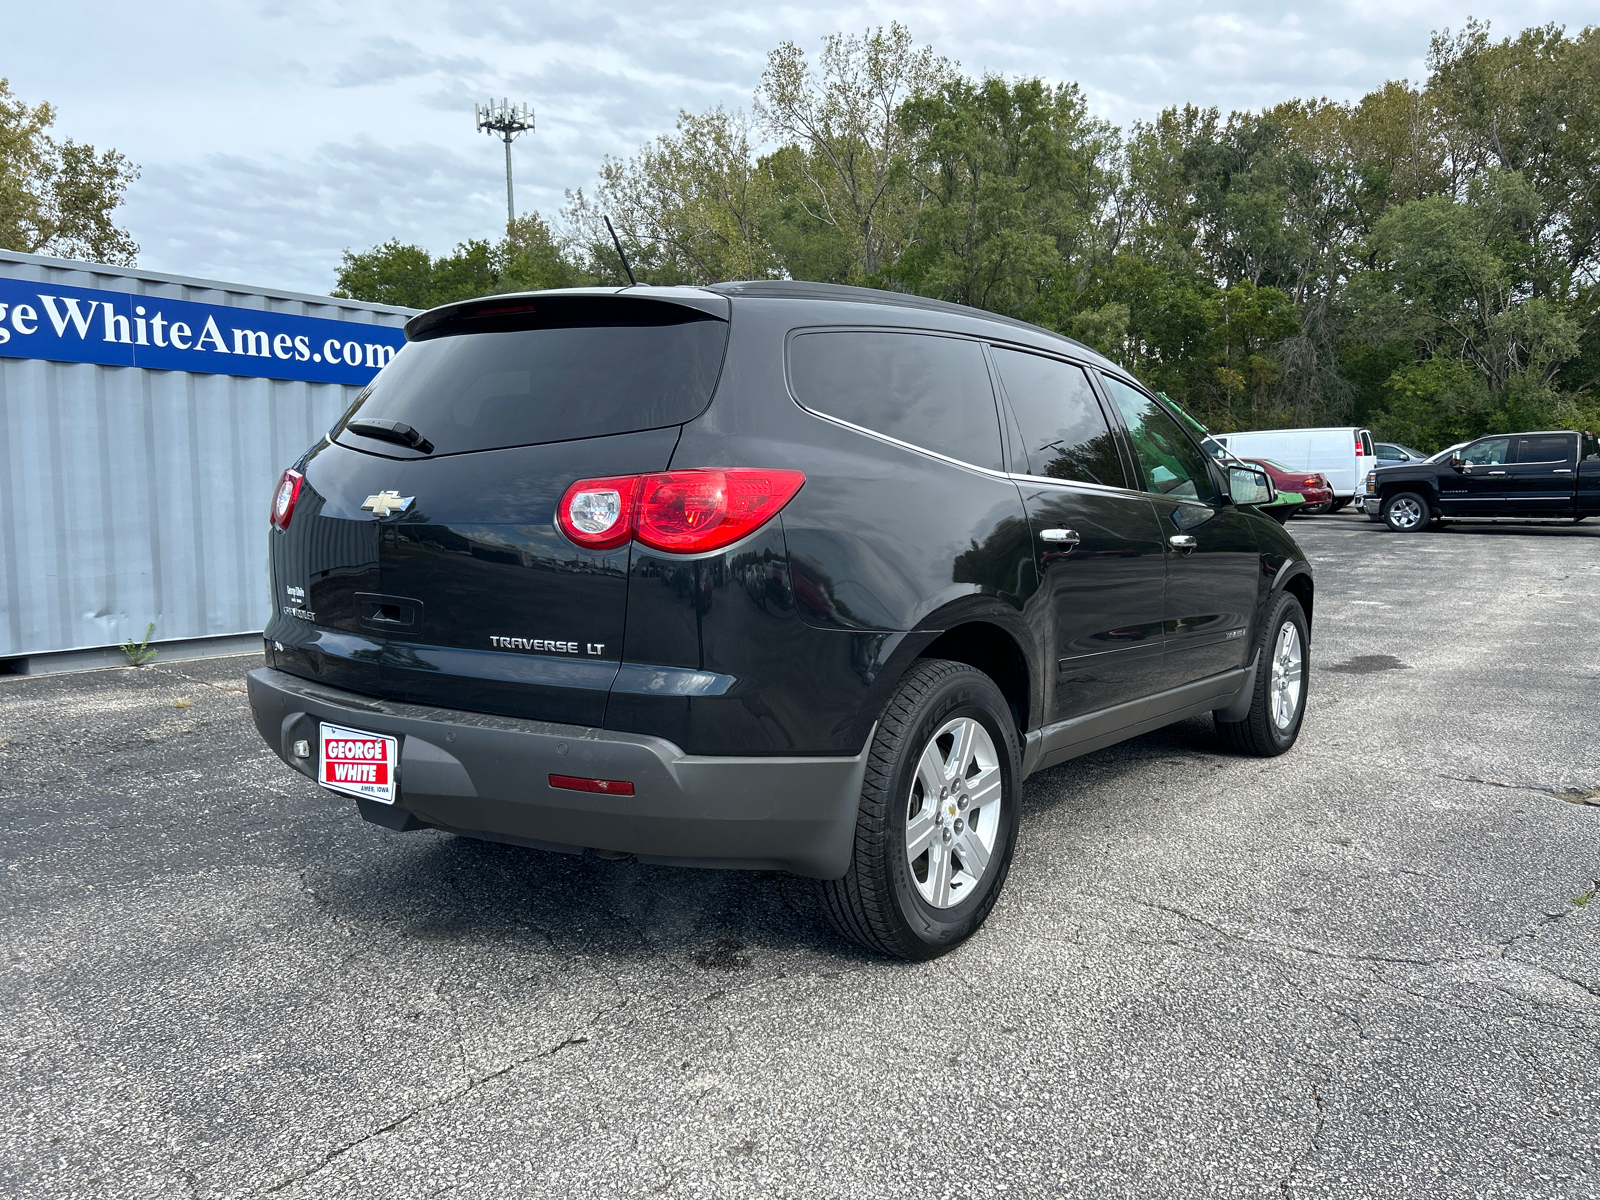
319,722 -> 398,804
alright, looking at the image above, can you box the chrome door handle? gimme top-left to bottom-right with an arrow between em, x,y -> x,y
1554,468 -> 1573,474
1487,470 -> 1507,475
1169,534 -> 1197,552
1040,528 -> 1080,544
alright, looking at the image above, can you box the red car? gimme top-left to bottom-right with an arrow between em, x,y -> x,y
1242,457 -> 1334,514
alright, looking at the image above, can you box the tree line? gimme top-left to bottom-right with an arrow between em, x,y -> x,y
336,20 -> 1600,450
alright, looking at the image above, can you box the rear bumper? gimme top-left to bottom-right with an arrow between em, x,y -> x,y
247,667 -> 868,878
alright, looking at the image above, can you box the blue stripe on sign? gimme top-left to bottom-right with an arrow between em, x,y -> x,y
0,276 -> 406,385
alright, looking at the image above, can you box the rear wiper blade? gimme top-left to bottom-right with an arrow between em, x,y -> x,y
346,418 -> 434,455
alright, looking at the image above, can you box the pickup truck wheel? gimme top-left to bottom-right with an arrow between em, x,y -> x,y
1383,492 -> 1430,532
820,659 -> 1021,960
1215,593 -> 1308,757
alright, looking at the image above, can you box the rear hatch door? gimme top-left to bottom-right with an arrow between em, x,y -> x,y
271,291 -> 730,725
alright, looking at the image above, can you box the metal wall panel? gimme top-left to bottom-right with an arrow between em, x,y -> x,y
0,250 -> 414,659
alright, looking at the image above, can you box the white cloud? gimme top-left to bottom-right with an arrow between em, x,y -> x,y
5,0 -> 1588,293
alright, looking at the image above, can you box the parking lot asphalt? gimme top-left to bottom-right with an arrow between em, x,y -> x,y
3,512 -> 1599,1200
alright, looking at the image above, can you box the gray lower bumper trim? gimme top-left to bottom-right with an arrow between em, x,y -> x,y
247,668 -> 869,878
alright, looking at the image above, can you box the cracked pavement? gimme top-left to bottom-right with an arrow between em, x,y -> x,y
3,513 -> 1599,1198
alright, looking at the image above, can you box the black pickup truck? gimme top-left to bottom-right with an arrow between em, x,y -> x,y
1364,430 -> 1600,531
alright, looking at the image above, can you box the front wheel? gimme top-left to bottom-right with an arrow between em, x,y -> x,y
1215,593 -> 1308,757
820,659 -> 1021,960
1383,491 -> 1431,532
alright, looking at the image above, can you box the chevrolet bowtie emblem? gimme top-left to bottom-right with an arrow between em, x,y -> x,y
362,490 -> 413,517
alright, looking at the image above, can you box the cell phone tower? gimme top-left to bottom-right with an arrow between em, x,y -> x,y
475,99 -> 535,230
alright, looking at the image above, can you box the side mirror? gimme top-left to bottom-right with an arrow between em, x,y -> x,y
1449,454 -> 1464,469
1228,465 -> 1276,507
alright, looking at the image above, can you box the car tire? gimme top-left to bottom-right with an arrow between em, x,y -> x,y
1215,593 -> 1308,757
1297,502 -> 1330,516
820,658 -> 1022,960
1328,498 -> 1350,513
1383,491 -> 1431,531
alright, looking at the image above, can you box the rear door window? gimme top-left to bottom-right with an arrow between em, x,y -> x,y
337,299 -> 729,456
1099,375 -> 1218,503
1512,434 -> 1575,464
1361,431 -> 1375,456
991,347 -> 1127,488
788,331 -> 1002,470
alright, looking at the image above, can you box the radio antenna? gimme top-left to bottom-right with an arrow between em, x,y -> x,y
603,215 -> 638,287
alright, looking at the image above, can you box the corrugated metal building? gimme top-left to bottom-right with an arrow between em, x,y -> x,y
0,250 -> 415,670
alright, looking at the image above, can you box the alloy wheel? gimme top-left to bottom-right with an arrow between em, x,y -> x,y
905,717 -> 1003,909
1389,497 -> 1423,529
1270,621 -> 1303,730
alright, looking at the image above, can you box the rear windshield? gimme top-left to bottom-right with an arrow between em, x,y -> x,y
336,301 -> 729,456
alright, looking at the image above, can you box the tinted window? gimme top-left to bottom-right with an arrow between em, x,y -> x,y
1100,375 -> 1217,503
1461,438 -> 1510,465
992,348 -> 1126,487
1376,444 -> 1402,460
1361,431 -> 1374,456
1513,434 -> 1574,464
789,331 -> 1001,470
338,303 -> 728,455
1584,432 -> 1599,460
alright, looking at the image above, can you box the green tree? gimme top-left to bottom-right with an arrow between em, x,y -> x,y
331,238 -> 435,307
756,23 -> 956,282
333,218 -> 590,308
0,79 -> 139,265
890,75 -> 1120,325
565,107 -> 779,285
1354,169 -> 1582,441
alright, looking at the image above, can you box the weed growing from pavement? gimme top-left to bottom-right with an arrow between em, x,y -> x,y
171,697 -> 193,710
1573,887 -> 1595,908
121,623 -> 158,667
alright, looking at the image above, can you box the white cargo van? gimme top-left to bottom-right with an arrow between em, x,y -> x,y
1211,427 -> 1374,510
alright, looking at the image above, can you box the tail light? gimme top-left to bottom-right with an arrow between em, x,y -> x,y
270,468 -> 304,531
1355,438 -> 1364,455
557,469 -> 805,555
1302,476 -> 1318,488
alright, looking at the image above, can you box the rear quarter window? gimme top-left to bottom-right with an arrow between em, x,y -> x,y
788,330 -> 1002,471
336,299 -> 729,455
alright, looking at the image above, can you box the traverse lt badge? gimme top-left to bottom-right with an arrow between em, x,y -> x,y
362,490 -> 413,517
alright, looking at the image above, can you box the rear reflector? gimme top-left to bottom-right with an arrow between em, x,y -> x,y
549,774 -> 635,796
270,468 -> 304,531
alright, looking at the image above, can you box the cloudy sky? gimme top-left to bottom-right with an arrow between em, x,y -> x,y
9,1 -> 1588,295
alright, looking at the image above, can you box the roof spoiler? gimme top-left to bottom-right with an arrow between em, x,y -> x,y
403,288 -> 729,341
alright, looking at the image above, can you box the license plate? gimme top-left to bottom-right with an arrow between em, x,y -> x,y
319,722 -> 398,804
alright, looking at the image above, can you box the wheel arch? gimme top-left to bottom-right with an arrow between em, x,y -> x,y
914,620 -> 1034,737
1280,568 -> 1314,628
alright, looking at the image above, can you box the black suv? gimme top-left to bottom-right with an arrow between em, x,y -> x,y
249,283 -> 1314,959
